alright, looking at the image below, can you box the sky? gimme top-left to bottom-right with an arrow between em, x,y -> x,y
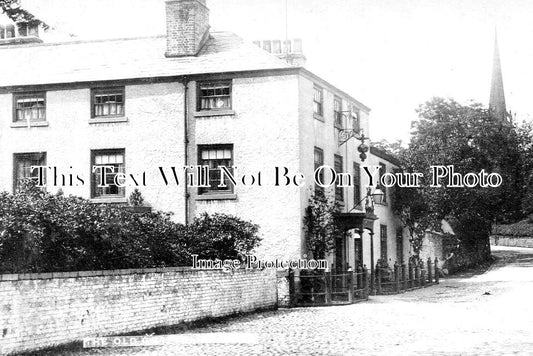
18,0 -> 533,142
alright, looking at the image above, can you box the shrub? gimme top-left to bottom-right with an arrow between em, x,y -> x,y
0,180 -> 261,273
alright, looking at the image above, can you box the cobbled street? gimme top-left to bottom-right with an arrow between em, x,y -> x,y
57,246 -> 533,356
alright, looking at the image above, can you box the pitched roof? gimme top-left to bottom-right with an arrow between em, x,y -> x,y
0,31 -> 292,87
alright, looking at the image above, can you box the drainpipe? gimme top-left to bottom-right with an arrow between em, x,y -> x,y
183,76 -> 190,224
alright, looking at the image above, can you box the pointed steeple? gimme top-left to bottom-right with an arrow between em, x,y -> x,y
489,30 -> 509,122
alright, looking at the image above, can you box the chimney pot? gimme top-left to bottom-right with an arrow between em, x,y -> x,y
262,40 -> 272,53
272,40 -> 281,54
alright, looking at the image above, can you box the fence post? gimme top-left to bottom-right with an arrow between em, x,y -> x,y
394,262 -> 400,293
408,261 -> 414,289
420,260 -> 426,286
288,269 -> 295,307
348,271 -> 354,303
415,263 -> 420,287
356,265 -> 363,299
363,266 -> 369,299
427,257 -> 432,284
434,258 -> 440,284
402,263 -> 407,290
376,263 -> 382,294
325,272 -> 332,305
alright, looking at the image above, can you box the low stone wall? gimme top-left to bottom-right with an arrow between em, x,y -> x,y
0,267 -> 278,355
490,235 -> 533,248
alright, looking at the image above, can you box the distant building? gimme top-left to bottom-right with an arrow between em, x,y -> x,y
489,31 -> 511,123
0,0 -> 410,271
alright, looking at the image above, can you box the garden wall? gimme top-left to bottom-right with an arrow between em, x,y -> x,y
0,267 -> 279,355
490,235 -> 533,248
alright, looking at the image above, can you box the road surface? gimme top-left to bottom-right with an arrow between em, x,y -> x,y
50,246 -> 533,355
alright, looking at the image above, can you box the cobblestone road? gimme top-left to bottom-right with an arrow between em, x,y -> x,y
58,246 -> 533,356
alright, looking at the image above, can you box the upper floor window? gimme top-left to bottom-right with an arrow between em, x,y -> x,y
91,149 -> 125,198
314,147 -> 324,192
353,162 -> 361,207
92,88 -> 125,118
197,81 -> 232,111
313,86 -> 323,117
13,152 -> 46,191
334,154 -> 344,202
198,145 -> 234,195
351,105 -> 360,132
378,162 -> 387,203
334,96 -> 343,128
13,92 -> 46,123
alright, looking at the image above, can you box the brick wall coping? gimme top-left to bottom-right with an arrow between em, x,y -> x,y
0,266 -> 271,281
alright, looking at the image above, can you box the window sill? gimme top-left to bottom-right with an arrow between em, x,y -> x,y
89,197 -> 128,204
313,113 -> 324,122
10,121 -> 49,128
89,116 -> 128,124
193,109 -> 235,118
196,193 -> 237,201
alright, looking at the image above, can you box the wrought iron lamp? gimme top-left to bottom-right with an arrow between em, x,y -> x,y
337,113 -> 372,162
349,186 -> 384,214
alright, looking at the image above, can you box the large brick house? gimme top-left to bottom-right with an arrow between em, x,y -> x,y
0,0 -> 410,271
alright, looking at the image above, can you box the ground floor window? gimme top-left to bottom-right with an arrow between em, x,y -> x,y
198,144 -> 234,194
91,149 -> 125,198
396,228 -> 404,263
13,152 -> 46,191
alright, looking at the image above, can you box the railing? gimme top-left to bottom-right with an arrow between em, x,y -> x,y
289,258 -> 439,306
375,257 -> 439,295
291,266 -> 369,307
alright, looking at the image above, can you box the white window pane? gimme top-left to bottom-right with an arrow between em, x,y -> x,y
116,154 -> 123,164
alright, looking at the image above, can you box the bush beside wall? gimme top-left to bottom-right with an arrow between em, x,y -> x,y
0,181 -> 261,273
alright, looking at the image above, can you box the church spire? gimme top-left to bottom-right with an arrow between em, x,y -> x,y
489,30 -> 509,122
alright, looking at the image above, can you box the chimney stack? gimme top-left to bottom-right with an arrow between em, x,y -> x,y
253,38 -> 306,67
165,0 -> 210,57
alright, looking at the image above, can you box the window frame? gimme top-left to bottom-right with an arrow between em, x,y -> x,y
13,152 -> 47,192
90,148 -> 126,199
353,162 -> 361,208
334,96 -> 343,128
197,144 -> 234,196
314,147 -> 324,193
351,105 -> 361,132
380,224 -> 388,263
12,92 -> 47,123
313,85 -> 323,118
378,162 -> 387,203
196,81 -> 233,112
334,154 -> 344,202
91,87 -> 126,119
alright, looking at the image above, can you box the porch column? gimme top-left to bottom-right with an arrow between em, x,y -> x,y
370,231 -> 375,294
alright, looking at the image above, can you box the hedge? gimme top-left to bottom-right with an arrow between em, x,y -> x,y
0,180 -> 261,273
492,218 -> 533,237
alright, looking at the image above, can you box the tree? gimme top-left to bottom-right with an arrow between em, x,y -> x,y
304,189 -> 343,260
392,97 -> 531,269
0,0 -> 49,29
